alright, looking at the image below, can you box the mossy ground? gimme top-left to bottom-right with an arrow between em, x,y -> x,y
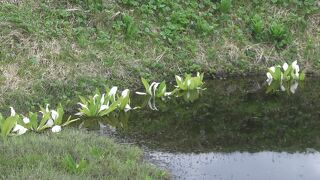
0,0 -> 319,112
0,128 -> 168,180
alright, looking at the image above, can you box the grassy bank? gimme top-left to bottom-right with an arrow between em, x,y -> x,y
0,0 -> 319,111
0,128 -> 167,179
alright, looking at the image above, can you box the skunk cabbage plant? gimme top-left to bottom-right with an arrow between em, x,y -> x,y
266,61 -> 305,85
175,72 -> 204,90
0,107 -> 28,137
136,78 -> 172,97
76,92 -> 119,117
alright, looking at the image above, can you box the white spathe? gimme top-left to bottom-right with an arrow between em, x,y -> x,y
12,124 -> 28,135
10,107 -> 16,116
269,66 -> 276,72
51,125 -> 62,133
51,110 -> 59,121
135,92 -> 147,95
282,63 -> 289,71
23,117 -> 30,124
109,86 -> 118,97
124,104 -> 132,112
99,105 -> 109,112
121,89 -> 130,97
152,83 -> 160,96
77,103 -> 88,110
100,93 -> 105,105
266,72 -> 273,85
93,94 -> 99,104
45,104 -> 50,112
46,119 -> 54,127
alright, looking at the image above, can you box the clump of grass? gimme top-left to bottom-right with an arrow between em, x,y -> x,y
0,128 -> 168,179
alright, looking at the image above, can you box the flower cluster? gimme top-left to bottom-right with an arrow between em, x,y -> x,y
266,60 -> 304,85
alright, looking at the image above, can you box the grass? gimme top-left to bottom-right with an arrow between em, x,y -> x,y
0,0 -> 319,112
0,128 -> 168,180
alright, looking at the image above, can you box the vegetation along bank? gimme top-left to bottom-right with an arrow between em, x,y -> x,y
0,0 -> 319,111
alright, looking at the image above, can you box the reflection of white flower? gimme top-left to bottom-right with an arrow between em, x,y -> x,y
282,63 -> 289,71
51,125 -> 61,133
23,117 -> 30,124
10,107 -> 16,117
46,119 -> 54,127
290,82 -> 299,94
12,124 -> 28,135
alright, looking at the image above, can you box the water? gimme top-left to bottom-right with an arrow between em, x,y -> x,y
80,78 -> 320,179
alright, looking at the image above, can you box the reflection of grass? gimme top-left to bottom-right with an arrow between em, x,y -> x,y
0,128 -> 168,179
121,79 -> 320,153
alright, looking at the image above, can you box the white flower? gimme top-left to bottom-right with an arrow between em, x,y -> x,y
75,112 -> 84,116
269,66 -> 276,73
124,104 -> 132,112
12,124 -> 28,135
77,103 -> 88,109
109,87 -> 118,97
149,82 -> 157,94
46,119 -> 54,127
51,110 -> 59,121
45,104 -> 50,112
135,92 -> 147,95
99,105 -> 109,112
121,89 -> 130,97
282,63 -> 288,71
23,117 -> 30,124
280,84 -> 286,91
290,82 -> 299,94
152,83 -> 160,96
266,72 -> 273,85
10,107 -> 16,116
100,93 -> 105,105
291,60 -> 300,79
51,125 -> 61,133
93,94 -> 99,104
176,75 -> 182,81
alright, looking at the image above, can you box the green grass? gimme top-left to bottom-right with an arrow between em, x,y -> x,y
0,128 -> 168,180
0,0 -> 319,112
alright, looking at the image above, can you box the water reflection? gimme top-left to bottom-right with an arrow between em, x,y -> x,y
79,77 -> 320,179
80,78 -> 320,153
266,80 -> 301,94
149,151 -> 320,180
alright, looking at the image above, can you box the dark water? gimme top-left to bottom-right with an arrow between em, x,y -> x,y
80,78 -> 320,180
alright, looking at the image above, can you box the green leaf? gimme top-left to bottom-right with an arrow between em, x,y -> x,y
1,116 -> 18,137
156,81 -> 166,97
300,71 -> 305,81
141,77 -> 151,95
